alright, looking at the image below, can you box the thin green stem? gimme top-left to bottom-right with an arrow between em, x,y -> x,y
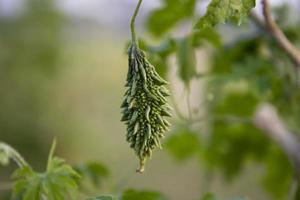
130,0 -> 143,46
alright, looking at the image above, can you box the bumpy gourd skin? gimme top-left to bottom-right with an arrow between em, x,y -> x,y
121,44 -> 172,172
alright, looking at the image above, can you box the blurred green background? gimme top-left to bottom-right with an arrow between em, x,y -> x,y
0,0 -> 300,199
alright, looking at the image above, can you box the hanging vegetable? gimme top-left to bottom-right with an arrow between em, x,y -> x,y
121,0 -> 172,173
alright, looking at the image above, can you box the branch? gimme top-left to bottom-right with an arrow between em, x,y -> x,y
254,104 -> 300,181
261,0 -> 300,68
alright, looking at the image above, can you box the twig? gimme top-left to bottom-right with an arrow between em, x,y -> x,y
261,0 -> 300,68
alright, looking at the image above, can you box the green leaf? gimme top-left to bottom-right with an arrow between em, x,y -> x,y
204,92 -> 270,179
176,35 -> 196,87
200,193 -> 249,200
122,189 -> 169,200
149,55 -> 169,78
295,185 -> 300,200
195,0 -> 256,29
74,162 -> 109,187
147,0 -> 196,37
138,38 -> 176,78
192,28 -> 222,48
206,121 -> 270,179
214,92 -> 258,117
262,147 -> 293,199
146,38 -> 176,57
11,143 -> 80,200
165,128 -> 201,161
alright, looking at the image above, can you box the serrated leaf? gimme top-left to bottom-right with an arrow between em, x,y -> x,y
176,36 -> 196,87
165,128 -> 201,161
122,189 -> 169,200
194,0 -> 256,29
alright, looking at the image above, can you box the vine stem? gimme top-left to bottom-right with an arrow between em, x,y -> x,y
261,0 -> 300,68
130,0 -> 143,46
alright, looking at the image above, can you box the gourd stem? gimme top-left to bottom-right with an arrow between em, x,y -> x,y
130,0 -> 143,46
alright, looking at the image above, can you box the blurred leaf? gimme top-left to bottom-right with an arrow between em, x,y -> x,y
201,193 -> 218,200
176,36 -> 196,87
206,121 -> 270,179
138,38 -> 176,78
195,0 -> 256,29
147,0 -> 196,37
205,91 -> 270,179
263,147 -> 293,199
200,193 -> 249,200
122,189 -> 169,200
283,26 -> 300,43
211,36 -> 263,74
295,185 -> 300,200
273,4 -> 290,27
146,38 -> 177,57
149,55 -> 169,78
165,128 -> 201,161
214,92 -> 258,117
74,162 -> 109,187
192,28 -> 222,48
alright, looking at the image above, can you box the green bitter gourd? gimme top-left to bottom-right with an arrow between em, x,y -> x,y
121,44 -> 172,173
121,0 -> 172,173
